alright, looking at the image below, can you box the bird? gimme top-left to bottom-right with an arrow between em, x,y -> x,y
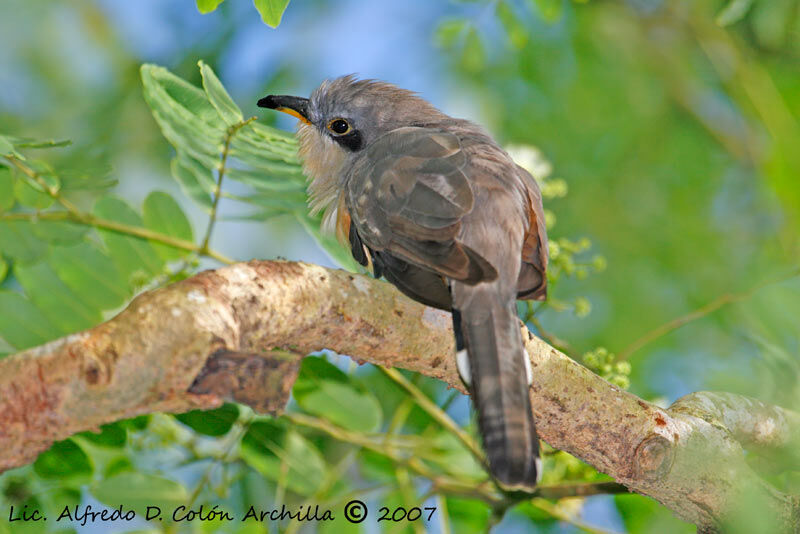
258,76 -> 548,491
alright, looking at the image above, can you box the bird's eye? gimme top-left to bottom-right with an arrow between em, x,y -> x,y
328,118 -> 351,135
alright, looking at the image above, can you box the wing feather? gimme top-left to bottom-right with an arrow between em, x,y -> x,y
346,127 -> 497,283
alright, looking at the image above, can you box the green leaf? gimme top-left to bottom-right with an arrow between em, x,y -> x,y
246,121 -> 299,153
78,422 -> 127,448
319,514 -> 363,534
296,212 -> 361,271
141,64 -> 226,165
0,221 -> 47,263
228,142 -> 304,175
367,368 -> 440,431
15,261 -> 101,333
496,1 -> 529,49
59,162 -> 117,192
142,191 -> 194,261
0,166 -> 15,212
174,404 -> 240,436
531,0 -> 563,23
141,64 -> 221,125
293,357 -> 382,432
16,159 -> 59,194
252,0 -> 291,28
233,143 -> 300,180
0,291 -> 58,349
219,209 -> 289,222
0,135 -> 15,157
435,19 -> 468,49
149,110 -> 222,171
143,63 -> 307,227
716,0 -> 754,26
229,191 -> 307,211
90,473 -> 189,515
49,242 -> 130,311
0,135 -> 23,159
93,196 -> 165,282
460,28 -> 485,73
171,152 -> 215,209
29,219 -> 88,245
34,439 -> 93,479
13,176 -> 53,209
427,431 -> 485,480
446,497 -> 491,534
199,60 -> 243,125
226,167 -> 306,193
7,137 -> 71,150
0,257 -> 7,283
359,449 -> 399,482
615,493 -> 694,534
50,488 -> 83,516
104,457 -> 134,477
196,0 -> 225,14
141,64 -> 357,278
122,414 -> 151,431
52,149 -> 115,193
241,420 -> 327,496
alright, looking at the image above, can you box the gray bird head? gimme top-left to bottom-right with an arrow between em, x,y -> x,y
259,75 -> 445,153
258,76 -> 448,229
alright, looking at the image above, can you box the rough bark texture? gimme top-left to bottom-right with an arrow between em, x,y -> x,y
0,260 -> 797,531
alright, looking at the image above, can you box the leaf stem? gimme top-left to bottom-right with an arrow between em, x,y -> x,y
3,155 -> 234,264
527,313 -> 575,357
199,117 -> 256,255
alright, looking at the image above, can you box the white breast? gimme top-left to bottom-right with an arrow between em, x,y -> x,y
297,123 -> 349,233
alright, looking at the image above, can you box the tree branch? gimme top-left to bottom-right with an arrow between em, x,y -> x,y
0,260 -> 797,531
671,391 -> 800,464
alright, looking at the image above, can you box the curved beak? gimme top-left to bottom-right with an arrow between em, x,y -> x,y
257,95 -> 311,125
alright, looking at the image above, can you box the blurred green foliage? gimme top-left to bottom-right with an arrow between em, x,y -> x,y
1,0 -> 799,532
194,0 -> 291,28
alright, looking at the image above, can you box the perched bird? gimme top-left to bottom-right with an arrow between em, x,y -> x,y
258,76 -> 548,491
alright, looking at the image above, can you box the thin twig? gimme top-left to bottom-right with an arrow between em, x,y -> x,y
384,389 -> 426,534
284,452 -> 359,534
378,367 -> 485,466
618,267 -> 800,361
528,314 -> 575,357
7,154 -> 83,215
437,493 -> 452,534
186,412 -> 253,507
535,481 -> 629,499
0,211 -> 233,264
285,409 -> 630,525
3,156 -> 234,264
284,412 -> 498,502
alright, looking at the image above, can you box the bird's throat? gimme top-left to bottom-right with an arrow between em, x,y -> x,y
297,123 -> 349,234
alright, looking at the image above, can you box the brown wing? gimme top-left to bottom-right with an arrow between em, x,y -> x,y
515,164 -> 548,300
345,126 -> 497,284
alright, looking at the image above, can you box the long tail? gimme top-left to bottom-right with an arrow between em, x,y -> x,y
452,284 -> 540,491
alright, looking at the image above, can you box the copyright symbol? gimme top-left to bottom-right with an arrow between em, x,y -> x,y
343,500 -> 367,523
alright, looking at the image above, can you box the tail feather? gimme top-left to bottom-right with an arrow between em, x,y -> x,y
453,284 -> 540,491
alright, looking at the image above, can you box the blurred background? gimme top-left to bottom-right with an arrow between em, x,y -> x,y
1,0 -> 799,532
